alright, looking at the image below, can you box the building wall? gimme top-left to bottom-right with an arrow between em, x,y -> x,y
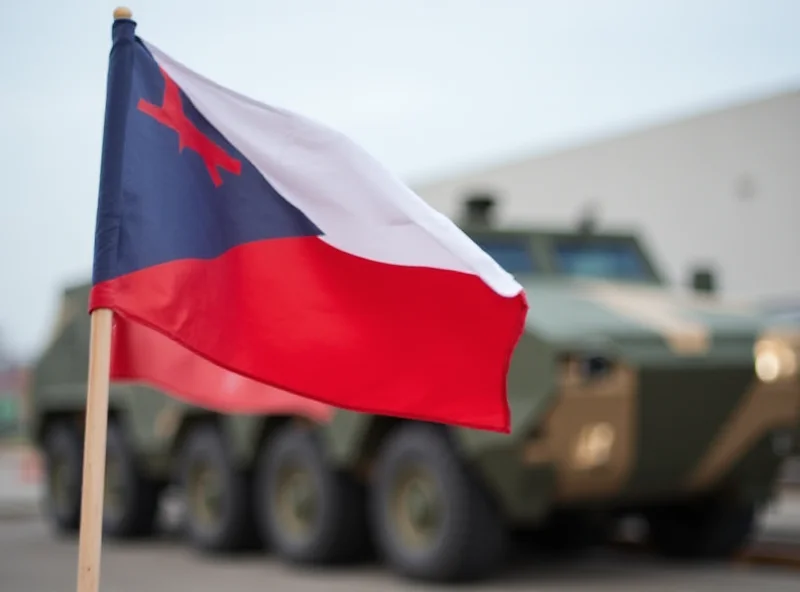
413,90 -> 800,302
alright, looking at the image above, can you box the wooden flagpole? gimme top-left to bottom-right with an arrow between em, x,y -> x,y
76,306 -> 114,592
74,10 -> 133,592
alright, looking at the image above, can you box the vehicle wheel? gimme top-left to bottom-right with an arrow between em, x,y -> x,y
179,423 -> 255,553
102,421 -> 160,539
370,423 -> 507,583
254,422 -> 370,564
42,421 -> 83,534
644,498 -> 757,560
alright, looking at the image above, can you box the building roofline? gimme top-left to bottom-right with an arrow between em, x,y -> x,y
409,83 -> 800,191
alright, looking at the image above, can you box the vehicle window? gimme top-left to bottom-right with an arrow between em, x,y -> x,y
552,241 -> 651,281
473,239 -> 537,274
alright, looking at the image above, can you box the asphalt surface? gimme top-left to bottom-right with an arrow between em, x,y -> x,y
3,445 -> 800,591
3,517 -> 800,592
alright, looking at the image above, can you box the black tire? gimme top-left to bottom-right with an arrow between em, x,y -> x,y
645,498 -> 757,560
178,423 -> 255,553
41,421 -> 83,534
370,423 -> 507,583
254,422 -> 370,565
102,421 -> 160,539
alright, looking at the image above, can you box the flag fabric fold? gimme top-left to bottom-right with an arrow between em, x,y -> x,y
90,17 -> 529,433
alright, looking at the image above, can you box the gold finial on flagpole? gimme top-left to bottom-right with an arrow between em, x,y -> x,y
113,6 -> 132,19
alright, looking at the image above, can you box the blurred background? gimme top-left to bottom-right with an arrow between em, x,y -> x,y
2,0 -> 800,590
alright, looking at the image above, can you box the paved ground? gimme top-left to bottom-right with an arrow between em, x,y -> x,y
2,517 -> 800,592
3,444 -> 800,590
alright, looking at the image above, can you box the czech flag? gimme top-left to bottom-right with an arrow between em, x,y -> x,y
89,15 -> 528,433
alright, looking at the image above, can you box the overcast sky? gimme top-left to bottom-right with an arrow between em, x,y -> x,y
2,0 -> 800,360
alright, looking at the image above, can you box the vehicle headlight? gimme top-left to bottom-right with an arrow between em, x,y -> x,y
573,422 -> 616,470
754,338 -> 798,382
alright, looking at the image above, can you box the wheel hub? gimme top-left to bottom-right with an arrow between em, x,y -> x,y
275,465 -> 318,537
405,480 -> 434,527
104,455 -> 125,520
49,455 -> 71,510
189,463 -> 223,526
392,468 -> 441,548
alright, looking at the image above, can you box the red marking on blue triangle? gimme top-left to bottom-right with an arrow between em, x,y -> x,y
138,67 -> 242,187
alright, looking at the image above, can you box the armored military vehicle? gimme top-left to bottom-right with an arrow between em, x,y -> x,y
26,195 -> 800,582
